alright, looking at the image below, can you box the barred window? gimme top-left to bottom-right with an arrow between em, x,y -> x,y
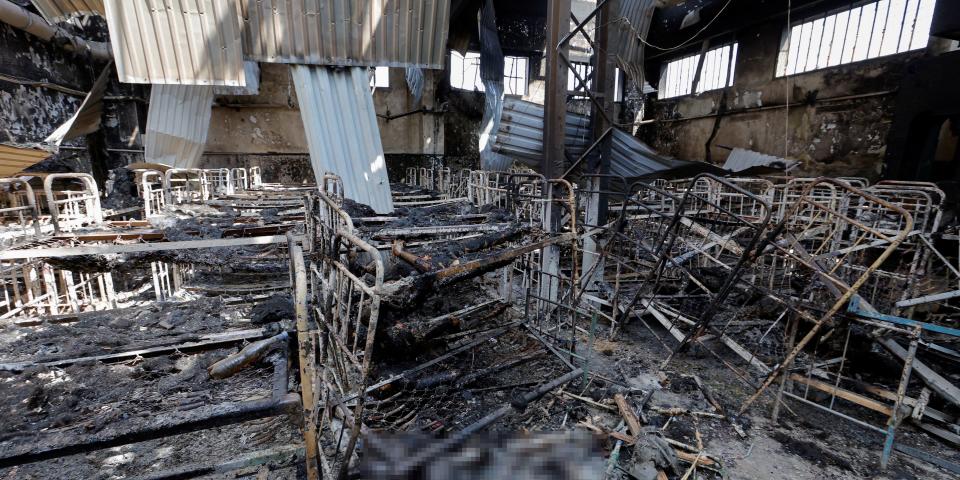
659,43 -> 738,99
450,51 -> 529,95
777,0 -> 936,76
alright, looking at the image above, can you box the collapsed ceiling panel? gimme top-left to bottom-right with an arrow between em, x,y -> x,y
44,64 -> 111,146
103,0 -> 246,86
241,0 -> 451,69
144,84 -> 215,168
494,99 -> 713,180
0,144 -> 51,177
291,65 -> 394,214
29,0 -> 105,23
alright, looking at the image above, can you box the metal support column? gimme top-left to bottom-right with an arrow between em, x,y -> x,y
580,0 -> 617,292
543,0 -> 571,178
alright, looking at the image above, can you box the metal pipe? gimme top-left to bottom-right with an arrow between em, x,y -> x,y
0,0 -> 112,61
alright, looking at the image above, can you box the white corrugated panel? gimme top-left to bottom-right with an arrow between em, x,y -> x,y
30,0 -> 104,23
213,61 -> 261,95
291,65 -> 394,214
103,0 -> 246,86
144,84 -> 215,168
45,65 -> 111,145
241,0 -> 451,69
0,144 -> 52,177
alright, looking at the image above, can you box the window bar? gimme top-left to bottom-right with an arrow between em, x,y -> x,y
843,7 -> 863,63
814,17 -> 827,67
715,46 -> 724,89
677,60 -> 686,97
907,0 -> 923,49
787,25 -> 801,75
906,0 -> 922,52
814,18 -> 829,70
714,48 -> 722,91
671,60 -> 680,98
690,43 -> 707,94
725,45 -> 735,87
826,12 -> 839,66
799,19 -> 809,72
803,20 -> 815,72
893,0 -> 909,53
838,8 -> 853,66
865,1 -> 880,58
879,0 -> 894,55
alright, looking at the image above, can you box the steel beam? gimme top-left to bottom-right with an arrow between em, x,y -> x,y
543,0 -> 571,178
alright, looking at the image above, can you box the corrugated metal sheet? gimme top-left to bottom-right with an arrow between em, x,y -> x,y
45,64 -> 111,145
103,0 -> 246,86
241,0 -> 451,69
609,128 -> 692,178
492,100 -> 702,179
492,99 -> 591,165
612,0 -> 656,84
0,144 -> 52,177
30,0 -> 104,23
144,84 -> 215,168
291,65 -> 394,214
213,61 -> 261,95
721,148 -> 799,172
479,80 -> 510,171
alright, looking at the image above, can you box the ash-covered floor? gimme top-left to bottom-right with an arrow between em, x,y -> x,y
2,174 -> 960,480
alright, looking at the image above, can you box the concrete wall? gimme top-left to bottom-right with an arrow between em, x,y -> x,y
637,21 -> 923,180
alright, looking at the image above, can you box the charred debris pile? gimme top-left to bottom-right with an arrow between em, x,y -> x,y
2,169 -> 960,479
299,174 -> 960,479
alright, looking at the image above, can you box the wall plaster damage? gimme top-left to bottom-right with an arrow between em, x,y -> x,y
0,1 -> 959,479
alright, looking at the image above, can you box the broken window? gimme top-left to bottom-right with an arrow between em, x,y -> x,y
658,43 -> 739,99
776,0 -> 936,76
503,56 -> 529,96
566,64 -> 628,100
449,51 -> 529,95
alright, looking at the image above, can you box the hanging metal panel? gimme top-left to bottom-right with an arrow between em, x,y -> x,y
103,0 -> 246,86
45,64 -> 111,145
144,84 -> 215,168
29,0 -> 104,23
493,99 -> 591,165
612,0 -> 657,85
291,65 -> 394,214
241,0 -> 451,69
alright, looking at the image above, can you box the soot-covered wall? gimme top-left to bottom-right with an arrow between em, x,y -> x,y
637,18 -> 924,180
0,19 -> 144,181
